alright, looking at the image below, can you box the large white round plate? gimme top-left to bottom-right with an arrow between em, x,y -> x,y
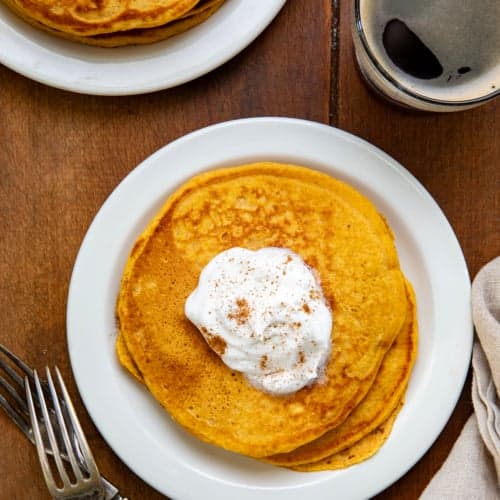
67,117 -> 472,499
0,0 -> 285,95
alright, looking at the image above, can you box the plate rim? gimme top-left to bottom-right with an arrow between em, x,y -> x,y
67,117 -> 472,499
0,0 -> 286,95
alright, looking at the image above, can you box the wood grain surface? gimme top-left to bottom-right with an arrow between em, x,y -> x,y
0,0 -> 498,498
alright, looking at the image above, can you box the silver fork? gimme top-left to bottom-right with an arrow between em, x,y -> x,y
26,367 -> 106,499
0,344 -> 125,499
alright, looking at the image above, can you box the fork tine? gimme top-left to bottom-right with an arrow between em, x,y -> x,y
0,391 -> 32,438
25,376 -> 57,497
0,351 -> 25,390
0,343 -> 35,379
55,367 -> 101,479
0,349 -> 32,440
0,344 -> 50,422
33,370 -> 72,488
0,343 -> 51,415
46,367 -> 83,482
0,374 -> 29,412
0,348 -> 39,446
0,343 -> 50,395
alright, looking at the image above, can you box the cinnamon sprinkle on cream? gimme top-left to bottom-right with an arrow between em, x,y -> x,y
228,298 -> 251,325
260,355 -> 268,369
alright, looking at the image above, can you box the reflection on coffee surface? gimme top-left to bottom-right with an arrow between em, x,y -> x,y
382,19 -> 443,80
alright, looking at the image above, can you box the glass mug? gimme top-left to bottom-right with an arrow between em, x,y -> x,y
352,0 -> 500,112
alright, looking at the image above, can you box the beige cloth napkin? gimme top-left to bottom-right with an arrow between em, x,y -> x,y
421,257 -> 500,499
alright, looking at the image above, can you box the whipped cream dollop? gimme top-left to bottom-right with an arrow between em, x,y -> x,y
185,247 -> 332,395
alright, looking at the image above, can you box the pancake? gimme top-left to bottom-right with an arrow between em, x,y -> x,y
4,0 -> 199,36
1,0 -> 224,46
81,0 -> 223,47
118,277 -> 417,467
117,162 -> 410,458
265,280 -> 417,465
292,400 -> 403,472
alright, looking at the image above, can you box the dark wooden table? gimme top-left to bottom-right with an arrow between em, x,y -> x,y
1,1 -> 498,498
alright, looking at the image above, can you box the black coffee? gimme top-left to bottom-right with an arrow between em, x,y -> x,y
356,0 -> 500,103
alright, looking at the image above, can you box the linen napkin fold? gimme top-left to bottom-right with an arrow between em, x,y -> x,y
421,256 -> 500,499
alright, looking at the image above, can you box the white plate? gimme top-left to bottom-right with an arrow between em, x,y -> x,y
67,117 -> 472,499
0,0 -> 285,95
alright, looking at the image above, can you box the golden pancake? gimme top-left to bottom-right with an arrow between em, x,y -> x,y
265,280 -> 417,466
118,277 -> 417,468
4,0 -> 199,36
2,0 -> 224,46
292,400 -> 403,472
82,0 -> 223,47
117,162 -> 409,457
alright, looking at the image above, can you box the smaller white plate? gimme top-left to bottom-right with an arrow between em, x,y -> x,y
0,0 -> 285,95
67,117 -> 472,499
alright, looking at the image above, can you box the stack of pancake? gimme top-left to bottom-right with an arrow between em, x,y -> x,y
2,0 -> 225,46
116,162 -> 418,471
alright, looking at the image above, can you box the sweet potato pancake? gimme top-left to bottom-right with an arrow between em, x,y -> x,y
118,276 -> 417,467
75,0 -> 224,47
116,162 -> 411,458
1,0 -> 224,46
